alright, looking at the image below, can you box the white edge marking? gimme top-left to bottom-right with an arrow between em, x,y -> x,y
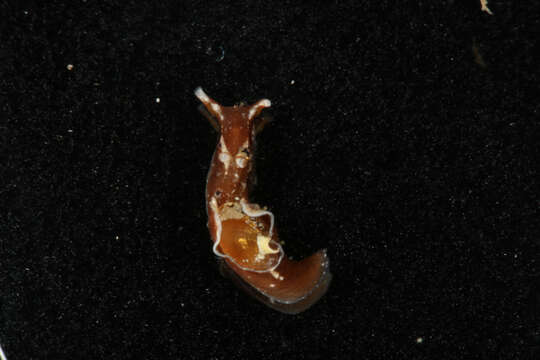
210,198 -> 284,273
195,86 -> 224,121
210,197 -> 226,258
218,137 -> 231,172
240,199 -> 275,237
259,99 -> 272,107
211,103 -> 221,113
248,98 -> 271,120
219,136 -> 229,153
194,87 -> 210,103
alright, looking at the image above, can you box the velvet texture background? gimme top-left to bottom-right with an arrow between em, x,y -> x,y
1,1 -> 539,359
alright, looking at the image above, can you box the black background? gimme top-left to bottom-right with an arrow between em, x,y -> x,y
1,1 -> 539,359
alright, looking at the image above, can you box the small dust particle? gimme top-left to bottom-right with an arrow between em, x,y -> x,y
480,0 -> 493,15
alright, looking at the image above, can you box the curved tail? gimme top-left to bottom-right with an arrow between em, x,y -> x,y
220,249 -> 331,314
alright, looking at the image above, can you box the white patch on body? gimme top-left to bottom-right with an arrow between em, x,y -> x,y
270,270 -> 284,281
218,152 -> 231,171
235,156 -> 247,168
218,137 -> 231,172
257,234 -> 279,255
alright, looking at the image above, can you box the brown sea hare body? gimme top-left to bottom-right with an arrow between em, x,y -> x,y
196,87 -> 331,314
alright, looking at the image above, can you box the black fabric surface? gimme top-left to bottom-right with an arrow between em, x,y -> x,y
1,1 -> 539,359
